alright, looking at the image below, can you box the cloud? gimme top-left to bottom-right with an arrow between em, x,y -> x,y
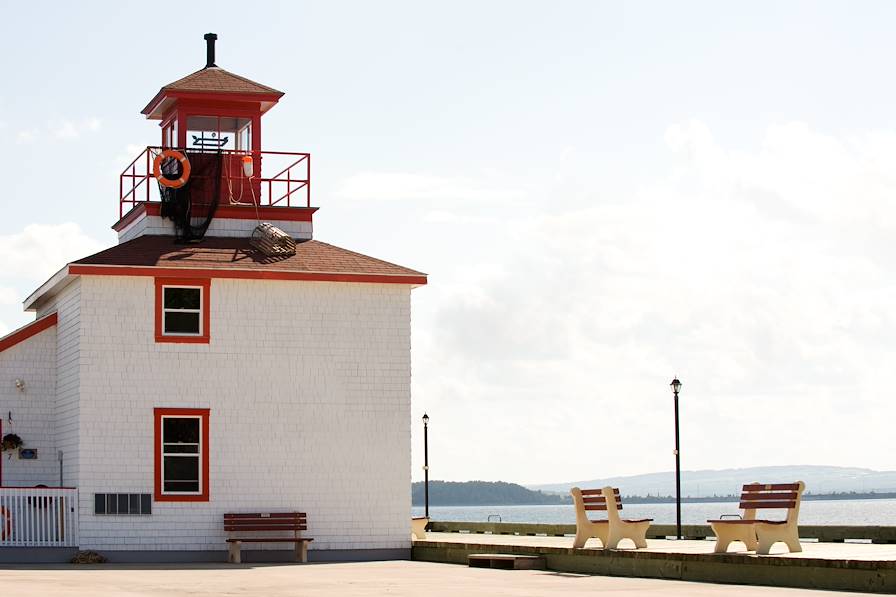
51,117 -> 101,140
114,144 -> 149,168
0,287 -> 17,305
335,170 -> 522,203
0,223 -> 104,345
15,129 -> 38,144
12,118 -> 101,143
0,223 -> 105,280
410,120 -> 896,483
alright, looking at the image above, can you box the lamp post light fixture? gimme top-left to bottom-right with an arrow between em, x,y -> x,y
422,413 -> 430,519
671,377 -> 682,540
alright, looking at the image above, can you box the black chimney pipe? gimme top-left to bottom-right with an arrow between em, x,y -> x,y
204,33 -> 218,68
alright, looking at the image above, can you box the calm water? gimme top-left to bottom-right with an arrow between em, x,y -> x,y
413,499 -> 896,526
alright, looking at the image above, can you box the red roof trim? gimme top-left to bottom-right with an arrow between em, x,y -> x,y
113,203 -> 318,232
142,90 -> 283,118
166,90 -> 283,102
68,264 -> 427,286
0,313 -> 58,354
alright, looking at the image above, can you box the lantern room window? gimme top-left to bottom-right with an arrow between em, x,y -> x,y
185,115 -> 252,152
155,278 -> 211,343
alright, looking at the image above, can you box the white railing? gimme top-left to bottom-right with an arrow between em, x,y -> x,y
0,487 -> 78,547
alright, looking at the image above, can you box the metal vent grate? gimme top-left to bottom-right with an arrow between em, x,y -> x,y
94,493 -> 152,515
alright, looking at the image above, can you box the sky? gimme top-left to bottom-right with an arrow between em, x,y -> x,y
1,1 -> 896,485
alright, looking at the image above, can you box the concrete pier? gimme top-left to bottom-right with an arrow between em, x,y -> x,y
414,531 -> 896,593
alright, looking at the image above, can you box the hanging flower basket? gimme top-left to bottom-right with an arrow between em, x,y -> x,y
1,433 -> 23,452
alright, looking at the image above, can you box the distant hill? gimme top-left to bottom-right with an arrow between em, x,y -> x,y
411,480 -> 569,506
527,465 -> 896,497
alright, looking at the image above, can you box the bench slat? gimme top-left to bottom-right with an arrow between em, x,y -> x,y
742,483 -> 800,491
741,492 -> 797,502
225,513 -> 306,519
227,538 -> 314,543
225,520 -> 307,525
580,488 -> 620,495
225,526 -> 307,532
581,488 -> 624,510
708,519 -> 785,525
225,521 -> 307,526
739,500 -> 796,509
224,519 -> 306,525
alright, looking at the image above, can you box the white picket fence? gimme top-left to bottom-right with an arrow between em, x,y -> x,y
0,487 -> 79,547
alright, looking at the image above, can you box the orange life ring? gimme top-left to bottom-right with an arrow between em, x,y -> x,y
0,506 -> 10,541
153,150 -> 191,189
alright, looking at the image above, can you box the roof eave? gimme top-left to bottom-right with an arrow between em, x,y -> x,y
141,89 -> 167,118
23,265 -> 73,312
142,89 -> 285,119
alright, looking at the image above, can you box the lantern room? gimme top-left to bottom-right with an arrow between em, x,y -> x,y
117,33 -> 312,244
141,34 -> 282,154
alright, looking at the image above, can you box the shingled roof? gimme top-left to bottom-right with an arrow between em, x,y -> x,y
71,236 -> 426,279
141,66 -> 284,117
160,67 -> 283,96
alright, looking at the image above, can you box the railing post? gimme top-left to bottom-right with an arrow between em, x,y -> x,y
131,163 -> 136,214
145,148 -> 150,203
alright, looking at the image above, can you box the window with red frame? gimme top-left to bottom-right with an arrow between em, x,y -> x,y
154,278 -> 210,343
154,408 -> 210,502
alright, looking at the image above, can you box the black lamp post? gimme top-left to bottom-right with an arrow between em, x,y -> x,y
671,377 -> 682,540
422,413 -> 430,519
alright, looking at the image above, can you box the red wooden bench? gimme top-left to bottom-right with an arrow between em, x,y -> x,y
708,481 -> 805,554
224,512 -> 313,563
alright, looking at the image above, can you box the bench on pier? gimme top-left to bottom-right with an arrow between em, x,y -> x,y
708,481 -> 805,554
411,516 -> 428,540
571,486 -> 652,549
224,512 -> 313,564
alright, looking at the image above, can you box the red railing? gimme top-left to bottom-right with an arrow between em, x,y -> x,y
119,147 -> 311,219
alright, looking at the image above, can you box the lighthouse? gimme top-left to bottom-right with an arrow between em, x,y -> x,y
0,34 -> 426,562
119,32 -> 311,243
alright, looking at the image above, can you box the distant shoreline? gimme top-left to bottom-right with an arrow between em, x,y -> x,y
413,492 -> 896,508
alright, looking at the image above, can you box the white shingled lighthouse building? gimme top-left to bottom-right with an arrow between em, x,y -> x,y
0,34 -> 426,562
